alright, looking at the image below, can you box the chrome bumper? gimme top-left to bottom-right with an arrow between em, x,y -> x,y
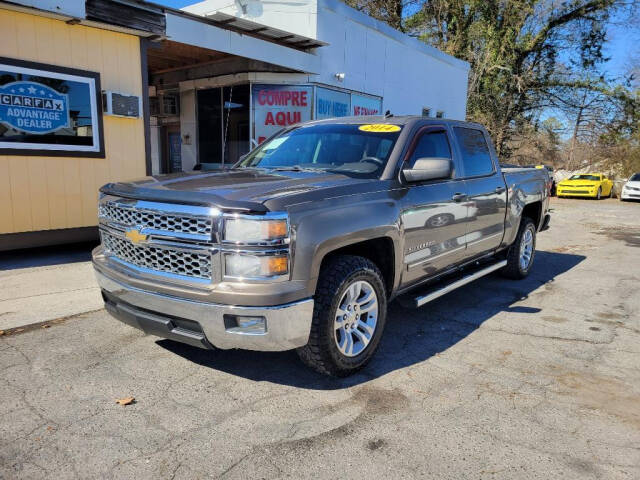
95,269 -> 314,351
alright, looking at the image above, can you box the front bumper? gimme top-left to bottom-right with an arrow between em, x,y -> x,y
621,189 -> 640,200
95,268 -> 314,351
556,187 -> 598,197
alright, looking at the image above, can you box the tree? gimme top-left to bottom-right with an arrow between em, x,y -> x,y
344,0 -> 638,161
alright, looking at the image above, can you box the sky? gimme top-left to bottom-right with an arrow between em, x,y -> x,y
153,0 -> 193,7
153,0 -> 638,80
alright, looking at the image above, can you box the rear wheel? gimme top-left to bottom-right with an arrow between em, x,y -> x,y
297,255 -> 387,377
501,217 -> 536,279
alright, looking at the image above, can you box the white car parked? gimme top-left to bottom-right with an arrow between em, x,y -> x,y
621,173 -> 640,201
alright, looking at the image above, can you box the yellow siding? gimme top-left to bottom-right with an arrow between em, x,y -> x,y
0,9 -> 146,234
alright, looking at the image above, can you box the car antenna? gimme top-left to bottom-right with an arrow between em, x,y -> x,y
384,110 -> 393,118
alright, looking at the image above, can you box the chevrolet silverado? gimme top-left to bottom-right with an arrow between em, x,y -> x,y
93,117 -> 551,376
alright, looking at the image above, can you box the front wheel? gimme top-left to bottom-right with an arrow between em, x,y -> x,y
501,217 -> 536,279
596,187 -> 602,200
297,255 -> 387,377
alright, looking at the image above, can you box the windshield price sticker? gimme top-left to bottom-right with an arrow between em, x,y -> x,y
358,124 -> 401,133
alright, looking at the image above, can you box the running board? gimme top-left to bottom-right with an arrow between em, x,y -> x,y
413,260 -> 507,308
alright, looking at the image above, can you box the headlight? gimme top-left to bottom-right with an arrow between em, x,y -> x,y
224,253 -> 289,278
223,215 -> 288,244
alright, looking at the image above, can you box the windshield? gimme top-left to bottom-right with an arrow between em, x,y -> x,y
630,173 -> 640,181
569,174 -> 601,181
235,123 -> 402,177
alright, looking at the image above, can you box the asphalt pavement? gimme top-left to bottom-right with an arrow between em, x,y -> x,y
1,198 -> 639,479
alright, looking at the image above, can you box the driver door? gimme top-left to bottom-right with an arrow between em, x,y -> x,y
399,126 -> 471,288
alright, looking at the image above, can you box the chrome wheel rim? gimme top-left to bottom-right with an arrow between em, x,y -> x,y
334,280 -> 378,357
519,227 -> 534,271
431,215 -> 449,227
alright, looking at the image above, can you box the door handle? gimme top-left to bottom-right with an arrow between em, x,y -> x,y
495,187 -> 506,194
452,193 -> 467,203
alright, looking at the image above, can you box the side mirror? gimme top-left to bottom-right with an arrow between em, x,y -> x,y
403,157 -> 452,182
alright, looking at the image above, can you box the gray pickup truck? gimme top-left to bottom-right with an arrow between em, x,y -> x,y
93,116 -> 550,376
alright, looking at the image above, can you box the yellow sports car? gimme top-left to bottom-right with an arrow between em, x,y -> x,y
556,173 -> 614,199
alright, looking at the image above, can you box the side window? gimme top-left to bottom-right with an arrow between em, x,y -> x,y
454,127 -> 494,177
407,131 -> 451,168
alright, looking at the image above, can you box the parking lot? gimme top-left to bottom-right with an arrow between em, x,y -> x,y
1,197 -> 639,479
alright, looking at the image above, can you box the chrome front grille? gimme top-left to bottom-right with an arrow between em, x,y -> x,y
101,231 -> 212,280
99,202 -> 213,237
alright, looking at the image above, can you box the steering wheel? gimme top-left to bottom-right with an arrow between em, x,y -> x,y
361,156 -> 384,167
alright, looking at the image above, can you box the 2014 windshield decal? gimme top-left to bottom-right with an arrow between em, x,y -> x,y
0,81 -> 69,134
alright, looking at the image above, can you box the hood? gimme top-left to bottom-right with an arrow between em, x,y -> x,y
101,168 -> 379,213
624,180 -> 640,188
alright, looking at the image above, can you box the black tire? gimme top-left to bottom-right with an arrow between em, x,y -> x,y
501,217 -> 536,280
296,255 -> 387,377
596,187 -> 602,200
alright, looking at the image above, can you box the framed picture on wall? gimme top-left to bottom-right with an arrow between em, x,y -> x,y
0,57 -> 104,157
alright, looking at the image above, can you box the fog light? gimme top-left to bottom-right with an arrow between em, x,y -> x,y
224,314 -> 267,335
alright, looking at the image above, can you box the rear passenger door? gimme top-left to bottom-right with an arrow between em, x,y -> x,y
399,126 -> 470,287
452,126 -> 507,256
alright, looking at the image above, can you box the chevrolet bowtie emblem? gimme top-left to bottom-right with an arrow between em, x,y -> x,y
125,228 -> 147,244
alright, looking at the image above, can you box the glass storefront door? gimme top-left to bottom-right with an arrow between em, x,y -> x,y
196,84 -> 250,168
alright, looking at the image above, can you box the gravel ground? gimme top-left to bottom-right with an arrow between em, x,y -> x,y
1,197 -> 639,479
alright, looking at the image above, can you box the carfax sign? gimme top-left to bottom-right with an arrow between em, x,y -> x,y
0,57 -> 104,157
0,81 -> 70,134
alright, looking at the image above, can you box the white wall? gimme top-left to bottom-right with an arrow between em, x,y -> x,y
313,0 -> 469,119
7,0 -> 85,18
183,0 -> 318,40
166,12 -> 320,74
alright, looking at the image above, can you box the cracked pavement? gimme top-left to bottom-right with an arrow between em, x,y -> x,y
1,197 -> 639,479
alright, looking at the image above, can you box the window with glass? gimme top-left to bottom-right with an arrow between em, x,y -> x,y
236,123 -> 402,178
407,131 -> 451,168
0,58 -> 103,157
196,84 -> 250,168
454,127 -> 494,177
568,174 -> 601,181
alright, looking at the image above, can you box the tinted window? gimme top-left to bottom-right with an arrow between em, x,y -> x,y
407,131 -> 451,167
454,127 -> 494,177
630,173 -> 640,181
569,174 -> 601,181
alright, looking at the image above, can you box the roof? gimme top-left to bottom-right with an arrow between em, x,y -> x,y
143,0 -> 324,51
203,11 -> 327,50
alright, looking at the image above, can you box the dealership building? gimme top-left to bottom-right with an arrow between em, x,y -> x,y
0,0 -> 469,249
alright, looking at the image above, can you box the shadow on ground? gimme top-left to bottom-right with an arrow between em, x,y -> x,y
0,241 -> 97,270
158,250 -> 585,390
